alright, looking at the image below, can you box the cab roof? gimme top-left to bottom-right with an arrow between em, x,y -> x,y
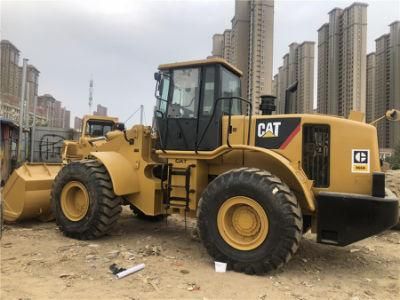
158,57 -> 243,77
82,115 -> 119,123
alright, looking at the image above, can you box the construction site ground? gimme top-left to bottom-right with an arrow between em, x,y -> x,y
1,206 -> 399,300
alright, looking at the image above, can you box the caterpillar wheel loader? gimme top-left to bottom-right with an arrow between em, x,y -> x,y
3,58 -> 399,274
2,115 -> 120,222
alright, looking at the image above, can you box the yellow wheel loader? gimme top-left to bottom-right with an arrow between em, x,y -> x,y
2,115 -> 120,222
3,58 -> 399,274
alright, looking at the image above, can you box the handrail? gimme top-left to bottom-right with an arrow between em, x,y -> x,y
195,96 -> 252,152
154,110 -> 167,153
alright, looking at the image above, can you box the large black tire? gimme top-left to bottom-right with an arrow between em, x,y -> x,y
51,159 -> 122,240
197,168 -> 302,274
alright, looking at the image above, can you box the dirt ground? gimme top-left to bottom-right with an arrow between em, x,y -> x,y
1,207 -> 399,300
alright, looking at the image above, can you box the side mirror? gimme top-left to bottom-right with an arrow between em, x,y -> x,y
386,109 -> 400,122
154,72 -> 161,81
115,122 -> 125,131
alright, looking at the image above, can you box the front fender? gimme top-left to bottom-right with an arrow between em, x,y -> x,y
90,151 -> 139,196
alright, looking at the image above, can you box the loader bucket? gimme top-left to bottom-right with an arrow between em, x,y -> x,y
2,163 -> 62,222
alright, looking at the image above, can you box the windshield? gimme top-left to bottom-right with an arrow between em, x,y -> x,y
220,67 -> 242,115
85,120 -> 114,137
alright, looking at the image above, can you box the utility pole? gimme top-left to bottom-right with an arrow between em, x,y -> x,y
18,59 -> 28,163
140,105 -> 144,125
89,78 -> 94,114
30,95 -> 38,162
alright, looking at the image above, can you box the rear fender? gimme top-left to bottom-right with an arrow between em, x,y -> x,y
239,146 -> 316,212
90,152 -> 139,195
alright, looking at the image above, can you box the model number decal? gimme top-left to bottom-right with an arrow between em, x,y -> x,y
351,149 -> 370,173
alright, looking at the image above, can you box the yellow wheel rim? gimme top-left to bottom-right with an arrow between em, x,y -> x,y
217,196 -> 269,251
60,181 -> 90,222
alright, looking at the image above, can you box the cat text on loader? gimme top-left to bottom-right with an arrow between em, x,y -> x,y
12,58 -> 400,274
2,115 -> 120,222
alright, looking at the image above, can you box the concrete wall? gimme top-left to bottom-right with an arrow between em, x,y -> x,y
32,126 -> 73,163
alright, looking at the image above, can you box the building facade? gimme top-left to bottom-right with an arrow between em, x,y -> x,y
1,39 -> 71,129
211,0 -> 274,114
365,52 -> 376,123
37,94 -> 70,129
317,3 -> 368,118
371,21 -> 400,149
74,116 -> 83,131
274,42 -> 315,114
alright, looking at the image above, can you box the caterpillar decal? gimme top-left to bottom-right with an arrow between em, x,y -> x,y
255,118 -> 301,149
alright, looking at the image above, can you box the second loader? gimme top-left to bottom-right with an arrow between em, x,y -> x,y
2,115 -> 120,222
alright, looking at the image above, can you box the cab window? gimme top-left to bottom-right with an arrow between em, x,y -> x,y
85,121 -> 114,137
220,67 -> 242,115
202,66 -> 216,116
156,73 -> 170,114
169,68 -> 200,118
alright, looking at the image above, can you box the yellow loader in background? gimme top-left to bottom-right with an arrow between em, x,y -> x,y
2,115 -> 120,222
2,58 -> 399,274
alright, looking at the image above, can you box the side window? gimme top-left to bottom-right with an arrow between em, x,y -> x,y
158,76 -> 170,114
170,68 -> 200,118
221,68 -> 242,115
202,66 -> 216,116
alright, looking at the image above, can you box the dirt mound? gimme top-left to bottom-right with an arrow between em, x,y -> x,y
386,170 -> 400,229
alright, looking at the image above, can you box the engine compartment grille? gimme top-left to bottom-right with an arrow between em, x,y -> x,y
302,125 -> 330,187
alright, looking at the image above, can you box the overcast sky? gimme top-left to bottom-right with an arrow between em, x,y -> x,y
1,0 -> 399,126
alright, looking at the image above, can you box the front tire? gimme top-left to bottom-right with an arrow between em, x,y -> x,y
197,168 -> 302,274
51,160 -> 122,239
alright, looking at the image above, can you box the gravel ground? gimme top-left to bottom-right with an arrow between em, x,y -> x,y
1,207 -> 399,300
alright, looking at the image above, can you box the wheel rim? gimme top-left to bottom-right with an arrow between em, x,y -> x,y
60,181 -> 90,222
217,196 -> 269,251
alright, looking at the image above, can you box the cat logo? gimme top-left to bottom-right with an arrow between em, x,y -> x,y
351,149 -> 370,173
257,121 -> 281,138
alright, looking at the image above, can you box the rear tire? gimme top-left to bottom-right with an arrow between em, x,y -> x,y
197,168 -> 302,274
51,159 -> 122,239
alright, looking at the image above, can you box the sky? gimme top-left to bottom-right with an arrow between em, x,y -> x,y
1,0 -> 399,126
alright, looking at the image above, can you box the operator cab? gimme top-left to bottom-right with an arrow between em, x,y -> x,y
154,58 -> 248,151
80,116 -> 119,138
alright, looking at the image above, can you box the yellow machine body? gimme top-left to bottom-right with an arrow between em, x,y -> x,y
86,113 -> 380,218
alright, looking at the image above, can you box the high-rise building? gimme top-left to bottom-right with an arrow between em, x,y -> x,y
317,3 -> 368,118
277,54 -> 289,113
247,0 -> 274,111
1,39 -> 72,128
63,110 -> 71,129
211,30 -> 233,63
74,116 -> 83,131
317,24 -> 329,114
365,53 -> 376,123
390,21 -> 400,148
222,29 -> 233,63
93,104 -> 108,116
274,42 -> 315,114
372,21 -> 400,149
1,40 -> 22,122
211,0 -> 274,114
0,40 -> 20,106
212,34 -> 224,57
